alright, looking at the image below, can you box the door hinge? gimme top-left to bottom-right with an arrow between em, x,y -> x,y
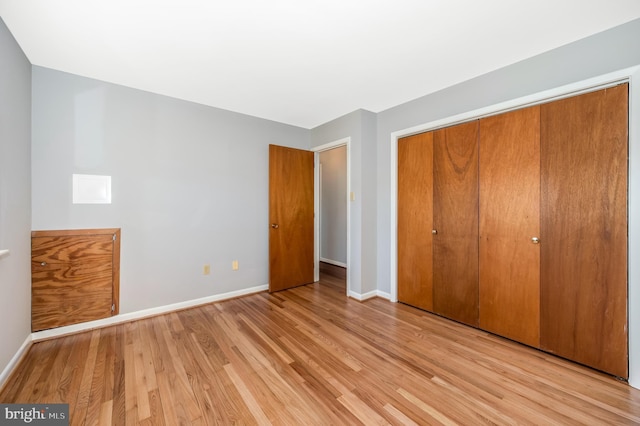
111,304 -> 115,312
113,234 -> 117,241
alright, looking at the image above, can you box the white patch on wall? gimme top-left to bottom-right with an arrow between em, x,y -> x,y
72,174 -> 111,204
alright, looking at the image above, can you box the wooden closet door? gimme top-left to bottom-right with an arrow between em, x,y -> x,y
433,121 -> 479,327
397,132 -> 434,311
541,84 -> 628,378
479,106 -> 540,347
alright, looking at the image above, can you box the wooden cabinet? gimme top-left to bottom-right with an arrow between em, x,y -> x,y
31,228 -> 121,332
398,84 -> 628,378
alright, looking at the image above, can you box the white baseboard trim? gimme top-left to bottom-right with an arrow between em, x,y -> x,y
348,290 -> 391,301
376,291 -> 391,301
319,258 -> 347,268
32,284 -> 269,342
0,335 -> 32,392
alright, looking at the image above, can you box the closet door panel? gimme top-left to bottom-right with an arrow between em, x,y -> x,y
479,106 -> 541,347
398,132 -> 434,311
433,121 -> 479,326
541,84 -> 628,378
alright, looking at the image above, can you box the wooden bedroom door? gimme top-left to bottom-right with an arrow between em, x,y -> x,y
269,144 -> 315,292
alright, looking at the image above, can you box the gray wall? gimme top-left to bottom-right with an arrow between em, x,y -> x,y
376,18 -> 640,387
0,18 -> 31,380
311,109 -> 376,297
320,146 -> 347,265
360,110 -> 377,296
31,66 -> 310,314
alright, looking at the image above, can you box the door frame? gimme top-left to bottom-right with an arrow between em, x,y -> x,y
388,65 -> 640,387
312,137 -> 351,296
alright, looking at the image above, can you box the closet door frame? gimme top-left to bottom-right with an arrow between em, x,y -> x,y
389,65 -> 640,385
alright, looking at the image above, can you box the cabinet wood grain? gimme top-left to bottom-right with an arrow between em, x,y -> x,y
31,228 -> 120,332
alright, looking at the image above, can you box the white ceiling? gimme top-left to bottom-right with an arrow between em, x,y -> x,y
2,1 -> 640,129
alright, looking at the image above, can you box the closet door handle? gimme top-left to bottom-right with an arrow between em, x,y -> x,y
432,229 -> 438,235
271,223 -> 279,229
531,237 -> 540,244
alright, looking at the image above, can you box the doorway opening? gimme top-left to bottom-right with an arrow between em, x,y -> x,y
313,138 -> 350,296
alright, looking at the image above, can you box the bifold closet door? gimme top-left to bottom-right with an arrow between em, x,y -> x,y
541,84 -> 628,378
479,106 -> 541,347
432,121 -> 479,327
397,132 -> 434,311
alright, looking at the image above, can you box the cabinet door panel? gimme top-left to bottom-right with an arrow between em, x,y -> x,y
541,84 -> 628,378
398,132 -> 434,311
433,121 -> 479,326
479,106 -> 540,347
32,232 -> 117,332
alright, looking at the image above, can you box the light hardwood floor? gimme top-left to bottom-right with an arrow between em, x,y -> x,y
2,273 -> 640,425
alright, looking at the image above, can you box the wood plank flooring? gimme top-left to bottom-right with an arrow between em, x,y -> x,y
319,261 -> 346,280
2,273 -> 640,425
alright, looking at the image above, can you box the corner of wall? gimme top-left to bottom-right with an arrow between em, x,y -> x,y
0,16 -> 34,391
